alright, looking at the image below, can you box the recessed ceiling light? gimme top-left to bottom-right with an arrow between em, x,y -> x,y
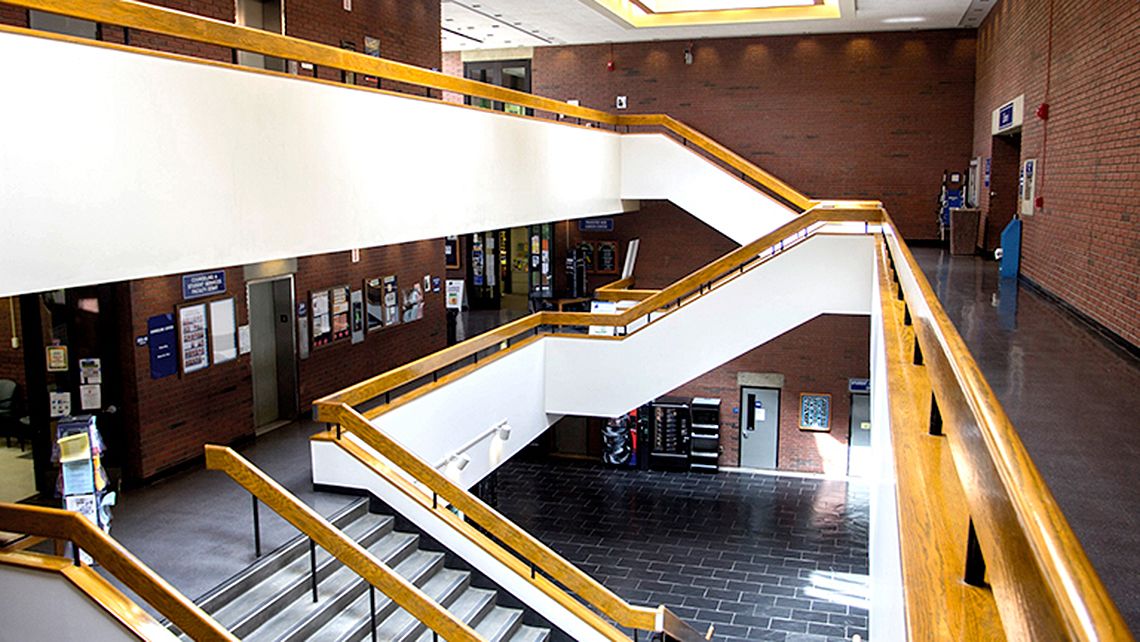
883,16 -> 926,24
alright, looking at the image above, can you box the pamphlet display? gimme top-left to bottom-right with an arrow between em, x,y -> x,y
178,303 -> 210,374
208,298 -> 238,364
310,290 -> 332,347
350,289 -> 365,344
330,285 -> 351,342
55,415 -> 115,564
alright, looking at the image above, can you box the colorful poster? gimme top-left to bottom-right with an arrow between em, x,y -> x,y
46,345 -> 68,372
331,286 -> 351,341
311,290 -> 332,347
178,303 -> 209,374
78,358 -> 102,384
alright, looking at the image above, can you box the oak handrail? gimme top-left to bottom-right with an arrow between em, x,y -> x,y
880,216 -> 1132,641
1,0 -> 813,211
0,502 -> 236,642
203,445 -> 484,642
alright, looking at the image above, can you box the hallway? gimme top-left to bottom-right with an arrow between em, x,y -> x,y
914,248 -> 1140,630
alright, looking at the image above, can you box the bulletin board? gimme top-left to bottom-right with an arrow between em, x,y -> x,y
208,297 -> 237,364
444,236 -> 461,269
799,393 -> 831,431
595,241 -> 619,274
178,302 -> 210,375
310,290 -> 332,347
330,285 -> 351,342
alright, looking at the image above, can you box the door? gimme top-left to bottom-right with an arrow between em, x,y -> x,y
463,59 -> 532,114
740,387 -> 779,469
248,277 -> 297,431
984,132 -> 1022,250
848,393 -> 871,477
235,0 -> 284,72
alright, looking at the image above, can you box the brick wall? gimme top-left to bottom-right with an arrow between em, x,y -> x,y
442,50 -> 463,104
294,242 -> 447,409
665,314 -> 870,475
530,31 -> 976,240
0,300 -> 25,407
974,0 -> 1139,346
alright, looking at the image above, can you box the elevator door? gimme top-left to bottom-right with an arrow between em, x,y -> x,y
848,393 -> 871,477
248,277 -> 297,431
740,387 -> 779,469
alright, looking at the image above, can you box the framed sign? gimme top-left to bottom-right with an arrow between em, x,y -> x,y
595,241 -> 619,274
444,236 -> 461,269
178,303 -> 210,374
46,345 -> 69,372
208,298 -> 237,364
147,314 -> 177,379
799,393 -> 831,431
331,285 -> 351,342
310,290 -> 332,347
382,275 -> 400,326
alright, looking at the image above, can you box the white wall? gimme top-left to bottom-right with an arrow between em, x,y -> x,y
369,340 -> 559,490
0,565 -> 155,641
620,135 -> 798,244
311,439 -> 611,642
544,235 -> 874,417
867,255 -> 906,640
0,31 -> 624,296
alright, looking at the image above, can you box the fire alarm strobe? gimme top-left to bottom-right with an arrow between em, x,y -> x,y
1036,102 -> 1050,120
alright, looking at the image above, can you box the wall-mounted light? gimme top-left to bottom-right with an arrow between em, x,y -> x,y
684,44 -> 693,65
447,452 -> 471,471
496,421 -> 512,441
351,248 -> 361,263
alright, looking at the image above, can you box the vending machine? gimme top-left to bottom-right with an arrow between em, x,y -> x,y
648,397 -> 691,471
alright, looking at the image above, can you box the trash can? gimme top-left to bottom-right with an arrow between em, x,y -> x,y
950,208 -> 981,255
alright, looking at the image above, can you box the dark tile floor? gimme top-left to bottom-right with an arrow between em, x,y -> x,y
913,248 -> 1140,632
494,460 -> 870,642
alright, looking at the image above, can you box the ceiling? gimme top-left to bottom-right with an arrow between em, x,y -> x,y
441,0 -> 996,51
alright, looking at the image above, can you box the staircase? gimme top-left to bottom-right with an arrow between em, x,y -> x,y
170,499 -> 550,642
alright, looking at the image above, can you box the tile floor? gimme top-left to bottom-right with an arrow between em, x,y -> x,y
914,248 -> 1140,632
494,460 -> 870,642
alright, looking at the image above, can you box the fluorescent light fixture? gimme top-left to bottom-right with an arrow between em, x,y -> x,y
882,16 -> 926,24
588,0 -> 839,27
640,0 -> 815,10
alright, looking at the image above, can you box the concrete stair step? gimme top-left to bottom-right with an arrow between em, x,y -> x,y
411,586 -> 497,642
474,605 -> 525,642
508,624 -> 552,642
365,568 -> 471,642
244,547 -> 444,642
215,512 -> 400,639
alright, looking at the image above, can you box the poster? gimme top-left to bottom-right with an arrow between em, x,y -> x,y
382,276 -> 399,327
311,290 -> 332,347
331,285 -> 351,342
238,324 -> 251,355
79,384 -> 101,411
350,289 -> 365,344
297,302 -> 310,360
178,303 -> 210,374
432,277 -> 441,293
46,345 -> 68,372
402,283 -> 424,322
444,236 -> 460,269
596,241 -> 619,274
209,298 -> 237,364
49,391 -> 71,418
472,234 -> 484,286
799,393 -> 832,431
445,279 -> 466,310
79,358 -> 102,384
147,314 -> 177,380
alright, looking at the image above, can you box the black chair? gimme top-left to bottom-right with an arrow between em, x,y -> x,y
0,379 -> 22,450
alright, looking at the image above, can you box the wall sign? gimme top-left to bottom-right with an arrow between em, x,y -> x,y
445,279 -> 466,310
595,241 -> 619,274
444,236 -> 461,269
578,218 -> 614,233
848,378 -> 870,394
799,393 -> 831,431
181,270 -> 227,300
147,313 -> 177,379
46,345 -> 69,372
178,303 -> 210,374
991,94 -> 1024,135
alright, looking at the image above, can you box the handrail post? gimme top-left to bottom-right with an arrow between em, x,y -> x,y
309,538 -> 318,602
369,584 -> 378,642
252,494 -> 262,558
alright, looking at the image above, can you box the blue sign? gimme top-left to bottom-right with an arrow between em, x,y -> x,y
984,157 -> 991,187
848,378 -> 871,394
578,218 -> 614,233
181,270 -> 226,300
147,314 -> 177,380
998,102 -> 1015,130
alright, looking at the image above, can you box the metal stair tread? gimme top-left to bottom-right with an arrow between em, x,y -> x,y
209,513 -> 398,636
473,605 -> 525,642
244,546 -> 443,642
367,567 -> 470,642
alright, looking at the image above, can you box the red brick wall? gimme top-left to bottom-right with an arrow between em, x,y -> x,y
666,314 -> 870,475
127,268 -> 253,479
531,31 -> 976,240
973,0 -> 1140,346
294,242 -> 447,409
0,300 -> 25,407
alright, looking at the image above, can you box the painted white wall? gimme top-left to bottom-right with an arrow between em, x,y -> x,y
620,134 -> 798,244
867,254 -> 906,641
311,438 -> 611,642
544,235 -> 874,417
369,340 -> 560,490
0,565 -> 161,641
0,31 -> 623,296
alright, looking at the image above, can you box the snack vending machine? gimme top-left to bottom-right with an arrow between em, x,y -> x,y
649,397 -> 691,471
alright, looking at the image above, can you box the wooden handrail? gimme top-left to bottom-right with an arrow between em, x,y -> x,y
880,216 -> 1132,641
203,445 -> 484,642
1,0 -> 813,211
0,502 -> 236,642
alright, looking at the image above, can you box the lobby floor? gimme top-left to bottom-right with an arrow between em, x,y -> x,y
913,248 -> 1140,631
495,460 -> 870,642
